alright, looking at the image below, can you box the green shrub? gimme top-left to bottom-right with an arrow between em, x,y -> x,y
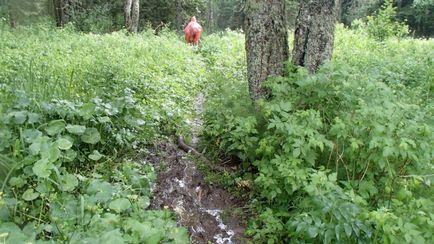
0,91 -> 188,243
202,28 -> 434,243
364,0 -> 409,40
0,24 -> 200,243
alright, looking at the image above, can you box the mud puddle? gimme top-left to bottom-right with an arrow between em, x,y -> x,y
148,143 -> 246,243
148,94 -> 247,243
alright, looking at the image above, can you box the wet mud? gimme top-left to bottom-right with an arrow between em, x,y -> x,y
148,93 -> 247,243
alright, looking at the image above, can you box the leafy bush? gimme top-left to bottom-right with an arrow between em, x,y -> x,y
0,24 -> 205,134
202,28 -> 434,243
363,0 -> 409,40
0,24 -> 202,242
0,90 -> 188,243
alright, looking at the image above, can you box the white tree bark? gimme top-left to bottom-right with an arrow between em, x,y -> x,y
125,0 -> 139,32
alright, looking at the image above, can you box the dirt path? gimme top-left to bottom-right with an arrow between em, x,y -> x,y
148,94 -> 247,243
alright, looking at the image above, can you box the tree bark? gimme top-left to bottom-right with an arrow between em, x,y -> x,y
245,0 -> 288,101
125,0 -> 139,32
175,0 -> 184,32
52,0 -> 65,27
292,0 -> 338,73
206,0 -> 214,33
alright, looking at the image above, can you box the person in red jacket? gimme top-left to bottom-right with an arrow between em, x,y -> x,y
184,16 -> 203,45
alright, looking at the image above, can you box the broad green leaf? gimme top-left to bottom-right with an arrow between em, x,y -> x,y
86,180 -> 115,203
59,174 -> 78,192
57,138 -> 73,150
109,198 -> 131,213
36,181 -> 53,194
64,149 -> 77,162
137,196 -> 150,209
22,189 -> 39,201
41,143 -> 61,163
29,136 -> 50,156
9,111 -> 27,124
0,222 -> 31,244
79,103 -> 96,120
22,129 -> 42,143
81,128 -> 101,144
145,232 -> 163,244
27,112 -> 41,124
45,120 -> 66,136
98,229 -> 125,244
66,124 -> 86,135
88,150 -> 103,161
9,177 -> 26,188
168,227 -> 189,244
307,226 -> 319,238
32,158 -> 53,178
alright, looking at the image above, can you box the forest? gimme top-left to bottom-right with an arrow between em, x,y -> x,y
0,0 -> 433,243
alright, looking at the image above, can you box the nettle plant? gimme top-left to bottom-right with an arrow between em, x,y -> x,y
0,90 -> 188,243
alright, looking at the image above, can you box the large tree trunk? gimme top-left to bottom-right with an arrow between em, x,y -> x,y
292,0 -> 338,73
125,0 -> 139,32
245,0 -> 288,101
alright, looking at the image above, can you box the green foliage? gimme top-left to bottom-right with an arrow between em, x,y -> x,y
0,24 -> 202,242
69,2 -> 123,33
0,25 -> 204,134
363,0 -> 409,40
202,27 -> 434,243
0,91 -> 189,242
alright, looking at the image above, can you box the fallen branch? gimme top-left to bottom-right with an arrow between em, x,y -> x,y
177,135 -> 228,172
177,135 -> 209,162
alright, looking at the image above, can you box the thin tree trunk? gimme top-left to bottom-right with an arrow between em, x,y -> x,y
8,9 -> 16,28
245,0 -> 288,101
175,0 -> 182,32
125,0 -> 140,33
292,0 -> 338,73
206,0 -> 214,33
6,0 -> 17,28
130,0 -> 139,32
53,0 -> 65,27
124,0 -> 132,30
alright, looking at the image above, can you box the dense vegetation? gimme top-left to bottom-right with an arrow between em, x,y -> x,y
0,2 -> 433,243
201,25 -> 434,243
0,21 -> 205,242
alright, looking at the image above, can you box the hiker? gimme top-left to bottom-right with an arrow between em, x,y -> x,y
184,16 -> 202,45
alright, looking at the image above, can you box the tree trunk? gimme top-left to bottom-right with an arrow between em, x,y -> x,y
175,0 -> 184,32
52,0 -> 65,27
206,0 -> 214,33
245,0 -> 288,101
292,0 -> 338,73
125,0 -> 139,32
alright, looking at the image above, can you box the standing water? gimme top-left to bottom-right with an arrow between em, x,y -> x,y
148,94 -> 246,243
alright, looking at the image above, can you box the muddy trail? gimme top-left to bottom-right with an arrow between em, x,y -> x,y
148,94 -> 248,243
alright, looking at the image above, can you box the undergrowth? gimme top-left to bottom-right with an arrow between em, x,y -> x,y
201,25 -> 434,243
0,22 -> 203,243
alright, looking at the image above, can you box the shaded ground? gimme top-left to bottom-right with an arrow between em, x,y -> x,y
148,94 -> 248,243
